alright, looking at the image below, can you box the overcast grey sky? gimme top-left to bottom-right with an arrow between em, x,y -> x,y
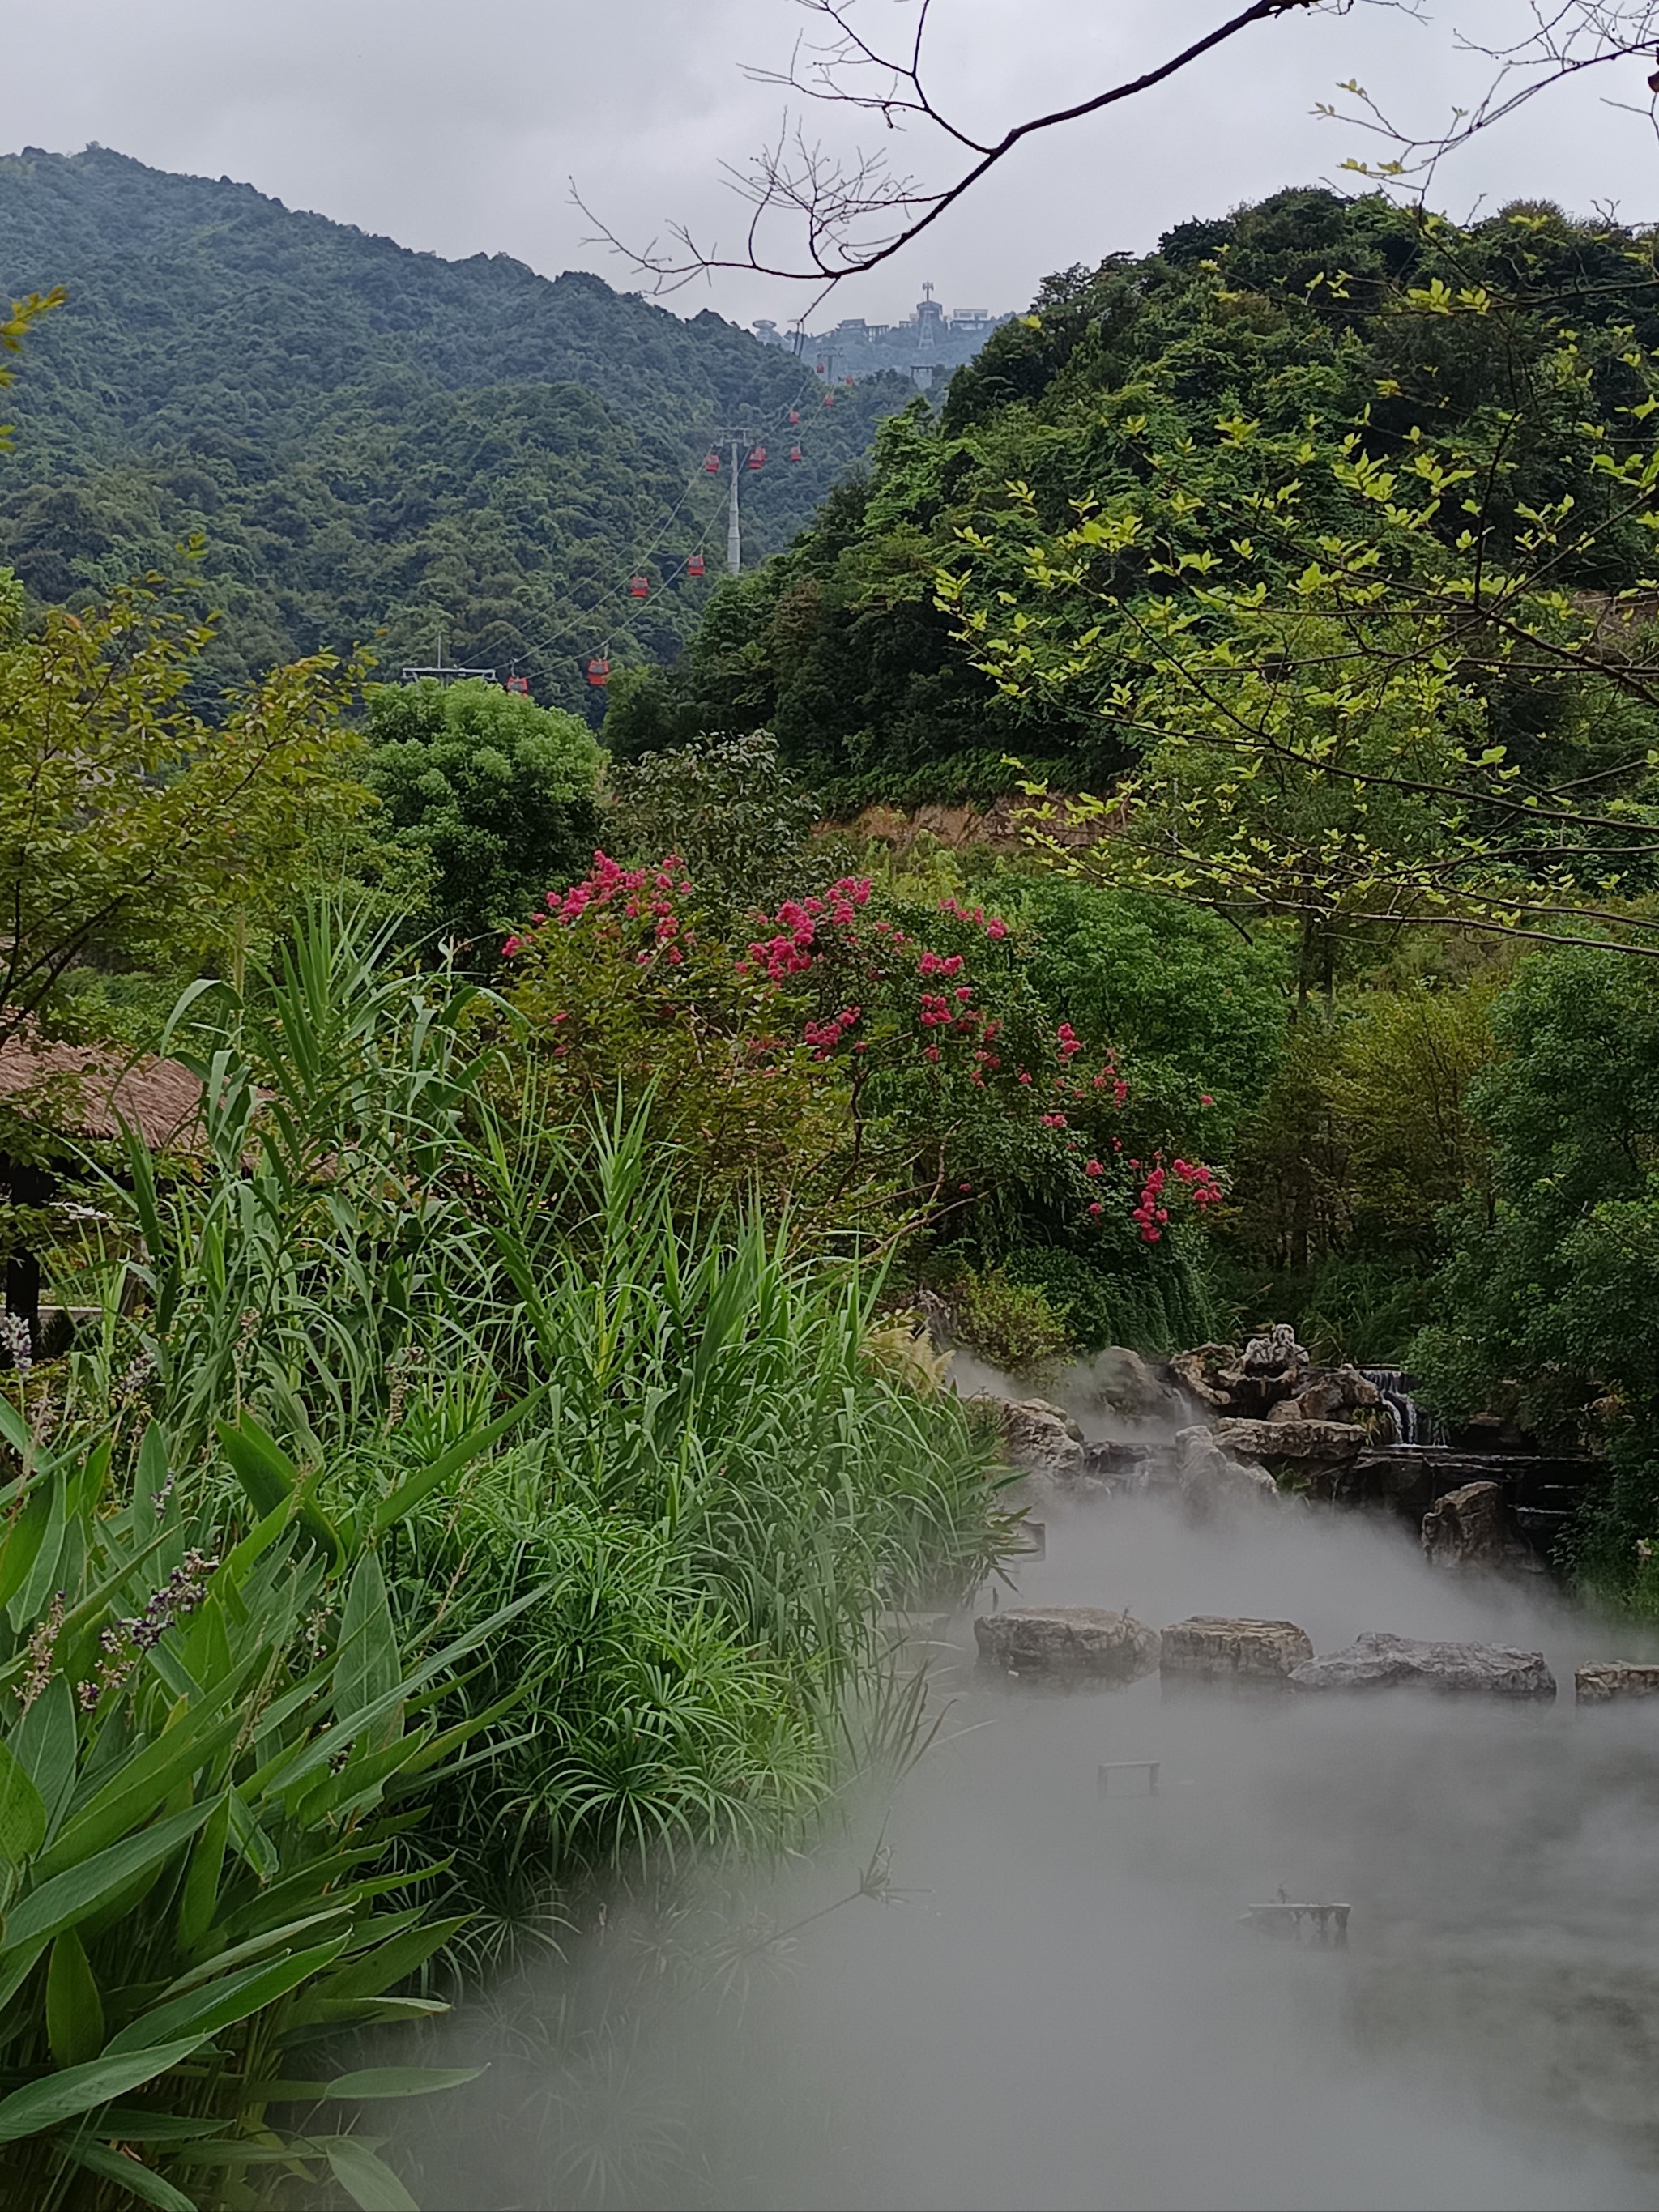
9,0 -> 1659,326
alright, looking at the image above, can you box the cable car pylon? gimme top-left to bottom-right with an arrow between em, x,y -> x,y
718,427 -> 761,575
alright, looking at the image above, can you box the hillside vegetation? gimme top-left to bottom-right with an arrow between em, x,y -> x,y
618,187 -> 1659,809
7,177 -> 1659,2206
0,146 -> 910,703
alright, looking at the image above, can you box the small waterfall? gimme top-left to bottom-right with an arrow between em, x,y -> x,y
1360,1368 -> 1446,1447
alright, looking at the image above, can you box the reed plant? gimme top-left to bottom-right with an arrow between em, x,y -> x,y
0,907 -> 1009,2204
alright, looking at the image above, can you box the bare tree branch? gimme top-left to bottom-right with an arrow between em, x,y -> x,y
582,0 -> 1659,309
1320,0 -> 1659,194
576,0 -> 1333,300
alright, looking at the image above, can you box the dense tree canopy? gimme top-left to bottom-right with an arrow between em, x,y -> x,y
361,676 -> 600,946
625,189 -> 1659,867
0,147 -> 913,705
0,569 -> 368,1046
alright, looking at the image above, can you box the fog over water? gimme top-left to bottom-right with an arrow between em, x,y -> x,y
412,1471 -> 1659,2211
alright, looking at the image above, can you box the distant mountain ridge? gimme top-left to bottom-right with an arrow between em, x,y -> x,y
0,145 -> 917,704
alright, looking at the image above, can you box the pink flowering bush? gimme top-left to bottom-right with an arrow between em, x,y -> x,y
490,854 -> 1226,1294
488,852 -> 850,1222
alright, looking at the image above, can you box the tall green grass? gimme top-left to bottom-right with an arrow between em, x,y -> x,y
0,908 -> 1008,2204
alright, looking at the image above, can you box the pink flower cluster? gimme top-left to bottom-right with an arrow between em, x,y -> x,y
505,852 -> 696,966
1056,1022 -> 1082,1061
1132,1164 -> 1168,1242
937,894 -> 1010,941
744,878 -> 872,981
804,1005 -> 863,1059
1171,1157 -> 1223,1208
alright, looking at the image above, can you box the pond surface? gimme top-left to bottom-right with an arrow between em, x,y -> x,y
417,1494 -> 1659,2210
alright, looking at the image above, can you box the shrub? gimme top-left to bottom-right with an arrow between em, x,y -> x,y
605,731 -> 817,920
950,1266 -> 1073,1372
362,677 -> 600,945
493,855 -> 1230,1294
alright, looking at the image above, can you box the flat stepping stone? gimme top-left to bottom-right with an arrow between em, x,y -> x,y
1161,1617 -> 1313,1682
1289,1630 -> 1555,1700
974,1606 -> 1160,1683
1576,1663 -> 1659,1703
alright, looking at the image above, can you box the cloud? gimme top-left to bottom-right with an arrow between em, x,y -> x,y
8,0 -> 1659,329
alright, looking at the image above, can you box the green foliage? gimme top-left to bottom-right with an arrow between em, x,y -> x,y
944,205 -> 1659,959
495,850 -> 1227,1283
949,1265 -> 1073,1372
1414,951 -> 1659,1462
0,897 -> 1018,2199
604,731 -> 817,920
0,574 -> 369,1049
1227,984 -> 1496,1277
1004,876 -> 1290,1144
992,1239 -> 1217,1357
624,408 -> 1093,803
361,678 -> 600,945
0,289 -> 62,454
0,1387 -> 527,2207
0,149 -> 911,703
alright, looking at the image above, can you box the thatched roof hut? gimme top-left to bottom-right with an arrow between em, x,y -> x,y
0,1034 -> 201,1151
0,1031 -> 203,1349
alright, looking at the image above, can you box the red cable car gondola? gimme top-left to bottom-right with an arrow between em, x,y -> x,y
687,551 -> 706,578
504,675 -> 530,695
787,444 -> 803,463
842,373 -> 855,386
629,574 -> 649,598
747,445 -> 766,471
787,408 -> 800,425
815,360 -> 825,374
704,450 -> 721,474
586,657 -> 610,688
823,391 -> 834,407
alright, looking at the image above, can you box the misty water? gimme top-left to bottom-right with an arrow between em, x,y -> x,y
412,1466 -> 1659,2211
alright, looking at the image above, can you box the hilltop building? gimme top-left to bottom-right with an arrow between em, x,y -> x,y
753,283 -> 1011,388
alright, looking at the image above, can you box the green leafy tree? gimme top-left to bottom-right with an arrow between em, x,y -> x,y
0,575 -> 369,1051
0,291 -> 62,455
945,209 -> 1659,965
1411,950 -> 1659,1585
1414,950 -> 1659,1430
606,731 -> 817,918
362,677 -> 600,946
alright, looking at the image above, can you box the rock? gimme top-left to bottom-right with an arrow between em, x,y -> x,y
1270,1366 -> 1380,1426
1575,1663 -> 1659,1703
975,1396 -> 1085,1484
974,1607 -> 1161,1682
1160,1617 -> 1313,1682
1213,1417 -> 1365,1467
1174,1426 -> 1279,1516
1289,1631 -> 1555,1700
1074,1346 -> 1180,1423
1239,1323 -> 1310,1381
1081,1438 -> 1155,1488
1166,1328 -> 1328,1421
1421,1481 -> 1521,1570
1212,1323 -> 1312,1414
1167,1344 -> 1235,1410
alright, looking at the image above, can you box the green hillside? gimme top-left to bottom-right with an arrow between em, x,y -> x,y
621,187 -> 1659,806
0,145 -> 911,705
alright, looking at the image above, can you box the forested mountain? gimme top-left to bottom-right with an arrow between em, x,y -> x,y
0,145 -> 911,704
615,187 -> 1659,806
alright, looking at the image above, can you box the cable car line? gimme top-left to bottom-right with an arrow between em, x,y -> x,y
462,350 -> 865,693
